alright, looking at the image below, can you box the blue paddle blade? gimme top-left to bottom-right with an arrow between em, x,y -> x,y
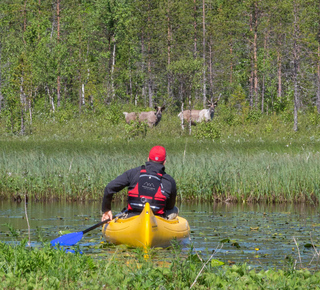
50,231 -> 84,247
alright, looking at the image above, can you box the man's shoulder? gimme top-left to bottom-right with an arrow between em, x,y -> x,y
163,172 -> 176,184
125,165 -> 143,175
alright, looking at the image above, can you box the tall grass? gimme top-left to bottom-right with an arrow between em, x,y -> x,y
1,107 -> 320,202
1,138 -> 320,203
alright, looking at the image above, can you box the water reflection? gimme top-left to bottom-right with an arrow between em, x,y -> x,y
0,199 -> 319,269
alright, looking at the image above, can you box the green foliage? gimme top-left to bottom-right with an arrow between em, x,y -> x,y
124,122 -> 147,140
1,241 -> 320,289
308,107 -> 320,126
194,121 -> 222,140
217,104 -> 243,126
1,0 -> 320,135
105,103 -> 123,125
246,109 -> 262,124
228,85 -> 248,112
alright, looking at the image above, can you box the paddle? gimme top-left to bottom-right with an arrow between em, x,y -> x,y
50,219 -> 110,247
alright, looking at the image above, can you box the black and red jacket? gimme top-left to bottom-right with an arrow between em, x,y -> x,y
102,161 -> 176,214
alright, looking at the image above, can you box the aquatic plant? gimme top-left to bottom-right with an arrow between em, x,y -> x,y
1,137 -> 320,203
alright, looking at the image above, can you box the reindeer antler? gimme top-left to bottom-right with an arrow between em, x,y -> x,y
212,93 -> 221,105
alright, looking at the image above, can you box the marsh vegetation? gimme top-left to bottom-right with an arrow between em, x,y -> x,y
1,106 -> 320,203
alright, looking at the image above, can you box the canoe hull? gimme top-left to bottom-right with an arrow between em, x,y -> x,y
102,203 -> 190,248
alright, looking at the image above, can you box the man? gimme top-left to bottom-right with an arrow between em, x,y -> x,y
101,145 -> 178,222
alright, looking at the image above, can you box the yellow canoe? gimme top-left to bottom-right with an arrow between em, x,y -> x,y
102,203 -> 190,248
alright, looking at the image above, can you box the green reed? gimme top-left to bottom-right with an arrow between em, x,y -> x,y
1,107 -> 320,202
1,137 -> 320,203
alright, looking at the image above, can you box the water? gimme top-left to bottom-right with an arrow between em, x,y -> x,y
1,199 -> 319,269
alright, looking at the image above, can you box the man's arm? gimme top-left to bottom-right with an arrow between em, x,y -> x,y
102,172 -> 130,213
101,166 -> 140,213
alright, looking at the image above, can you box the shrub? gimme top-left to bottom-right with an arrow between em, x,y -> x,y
194,121 -> 222,140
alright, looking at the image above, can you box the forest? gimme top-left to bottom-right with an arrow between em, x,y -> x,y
0,0 -> 320,134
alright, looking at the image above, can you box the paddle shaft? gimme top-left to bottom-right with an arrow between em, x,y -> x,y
82,219 -> 110,234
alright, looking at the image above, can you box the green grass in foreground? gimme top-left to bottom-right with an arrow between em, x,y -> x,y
1,240 -> 320,289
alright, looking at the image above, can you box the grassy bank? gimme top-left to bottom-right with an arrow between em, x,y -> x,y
1,240 -> 320,289
1,107 -> 320,203
1,138 -> 320,203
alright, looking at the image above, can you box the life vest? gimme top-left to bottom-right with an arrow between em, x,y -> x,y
127,165 -> 167,214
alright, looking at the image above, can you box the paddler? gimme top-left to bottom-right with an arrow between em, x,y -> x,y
101,145 -> 178,222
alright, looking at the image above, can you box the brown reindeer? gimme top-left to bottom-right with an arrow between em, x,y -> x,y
178,95 -> 221,125
123,112 -> 137,124
139,105 -> 165,127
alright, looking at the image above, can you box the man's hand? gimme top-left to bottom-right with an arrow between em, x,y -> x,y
101,210 -> 113,222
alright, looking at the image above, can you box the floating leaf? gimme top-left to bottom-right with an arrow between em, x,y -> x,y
231,242 -> 241,248
250,227 -> 259,231
220,238 -> 230,243
211,259 -> 224,267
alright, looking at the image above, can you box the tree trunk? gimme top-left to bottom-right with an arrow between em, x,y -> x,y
78,73 -> 82,112
229,39 -> 233,84
277,51 -> 282,100
111,39 -> 116,100
23,0 -> 27,45
129,66 -> 133,103
81,83 -> 85,105
261,22 -> 269,114
293,1 -> 300,132
180,102 -> 184,130
249,12 -> 253,107
29,97 -> 32,128
38,0 -> 41,40
141,32 -> 146,106
253,1 -> 258,109
167,1 -> 171,98
317,0 -> 320,113
202,0 -> 206,107
46,86 -> 55,112
193,0 -> 197,58
249,70 -> 253,107
0,43 -> 2,113
209,41 -> 214,99
188,92 -> 192,135
317,44 -> 320,113
57,0 -> 61,107
0,91 -> 3,112
293,55 -> 299,132
148,2 -> 153,107
180,81 -> 184,130
20,77 -> 26,135
261,75 -> 265,113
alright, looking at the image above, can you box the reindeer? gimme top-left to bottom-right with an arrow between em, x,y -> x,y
123,112 -> 137,124
139,105 -> 165,127
178,94 -> 221,125
178,109 -> 202,124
